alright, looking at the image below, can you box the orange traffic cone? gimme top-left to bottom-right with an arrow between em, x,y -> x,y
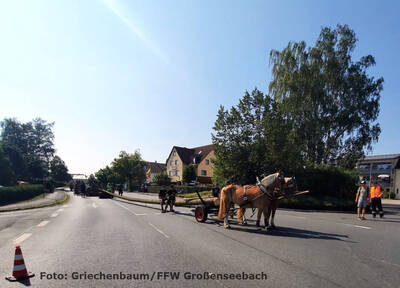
5,246 -> 35,281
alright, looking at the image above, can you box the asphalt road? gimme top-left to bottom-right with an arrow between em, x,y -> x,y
0,192 -> 399,288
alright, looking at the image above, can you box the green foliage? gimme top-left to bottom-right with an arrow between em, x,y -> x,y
50,156 -> 72,182
0,145 -> 14,186
182,165 -> 196,184
147,185 -> 210,194
0,117 -> 60,183
269,24 -> 383,168
95,150 -> 146,191
294,166 -> 358,200
212,24 -> 383,196
279,195 -> 355,211
111,150 -> 146,191
153,172 -> 171,186
212,88 -> 302,185
0,184 -> 44,205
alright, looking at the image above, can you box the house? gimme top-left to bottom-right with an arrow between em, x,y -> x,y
144,161 -> 167,184
357,154 -> 400,199
165,144 -> 215,184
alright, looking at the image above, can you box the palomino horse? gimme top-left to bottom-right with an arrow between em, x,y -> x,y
263,177 -> 297,230
217,172 -> 287,229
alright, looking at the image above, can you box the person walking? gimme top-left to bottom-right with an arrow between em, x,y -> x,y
159,185 -> 167,213
355,180 -> 369,220
370,180 -> 384,218
212,184 -> 220,198
118,184 -> 123,196
166,185 -> 177,212
80,181 -> 87,198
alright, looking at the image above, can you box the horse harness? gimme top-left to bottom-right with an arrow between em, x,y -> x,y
239,180 -> 278,208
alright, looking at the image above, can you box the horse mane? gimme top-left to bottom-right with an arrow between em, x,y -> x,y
260,172 -> 280,187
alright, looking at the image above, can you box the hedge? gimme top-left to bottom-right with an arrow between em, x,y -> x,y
294,166 -> 358,200
147,185 -> 211,194
0,184 -> 45,206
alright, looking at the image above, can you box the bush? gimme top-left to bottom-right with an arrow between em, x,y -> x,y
153,172 -> 171,186
0,184 -> 45,206
279,195 -> 355,211
294,166 -> 358,200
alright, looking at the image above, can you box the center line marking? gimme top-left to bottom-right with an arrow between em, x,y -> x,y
37,220 -> 50,227
345,224 -> 371,229
148,222 -> 169,238
51,213 -> 58,218
14,233 -> 32,244
92,203 -> 98,208
57,208 -> 64,212
62,205 -> 68,208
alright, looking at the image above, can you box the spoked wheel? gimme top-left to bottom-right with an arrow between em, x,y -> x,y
195,206 -> 208,222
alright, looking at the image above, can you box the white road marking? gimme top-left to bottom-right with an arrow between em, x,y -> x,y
51,213 -> 58,218
14,233 -> 32,244
57,208 -> 64,212
148,222 -> 169,238
92,203 -> 98,208
62,205 -> 68,208
345,224 -> 371,229
113,201 -> 139,216
154,212 -> 162,215
37,220 -> 50,227
136,213 -> 147,216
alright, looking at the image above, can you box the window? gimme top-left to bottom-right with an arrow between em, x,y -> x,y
173,151 -> 176,156
205,159 -> 209,165
169,171 -> 173,176
170,161 -> 173,166
175,160 -> 178,165
201,170 -> 207,176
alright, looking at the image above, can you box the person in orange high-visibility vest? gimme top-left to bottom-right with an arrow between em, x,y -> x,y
370,181 -> 384,218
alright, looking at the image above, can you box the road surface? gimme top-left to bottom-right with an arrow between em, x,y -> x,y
0,192 -> 399,288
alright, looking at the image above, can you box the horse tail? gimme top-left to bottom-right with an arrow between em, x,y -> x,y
218,186 -> 229,219
237,207 -> 244,222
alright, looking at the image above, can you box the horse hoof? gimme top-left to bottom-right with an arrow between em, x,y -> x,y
241,221 -> 248,226
224,225 -> 231,229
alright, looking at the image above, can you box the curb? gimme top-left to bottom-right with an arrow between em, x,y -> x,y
0,191 -> 69,213
101,190 -> 193,206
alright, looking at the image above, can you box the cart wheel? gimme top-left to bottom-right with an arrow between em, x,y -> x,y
195,206 -> 208,222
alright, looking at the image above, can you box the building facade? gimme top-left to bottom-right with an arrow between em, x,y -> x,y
166,144 -> 215,184
357,154 -> 400,199
144,162 -> 167,184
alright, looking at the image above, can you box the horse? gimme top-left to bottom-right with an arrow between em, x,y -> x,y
239,176 -> 297,230
217,172 -> 287,229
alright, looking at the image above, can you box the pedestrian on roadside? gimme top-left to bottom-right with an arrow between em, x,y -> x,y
212,184 -> 220,198
159,185 -> 167,213
81,181 -> 86,198
118,184 -> 123,196
111,183 -> 116,194
69,182 -> 74,192
106,182 -> 112,192
166,184 -> 177,212
355,180 -> 369,220
370,180 -> 384,218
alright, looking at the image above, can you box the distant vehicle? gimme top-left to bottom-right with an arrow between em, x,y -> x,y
188,180 -> 199,186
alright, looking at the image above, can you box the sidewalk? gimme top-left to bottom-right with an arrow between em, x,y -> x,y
0,189 -> 67,212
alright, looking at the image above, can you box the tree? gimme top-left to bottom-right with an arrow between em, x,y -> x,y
50,156 -> 72,182
1,117 -> 56,181
111,150 -> 146,191
182,165 -> 196,184
95,166 -> 113,187
212,88 -> 302,185
154,172 -> 171,186
269,24 -> 383,168
0,145 -> 14,186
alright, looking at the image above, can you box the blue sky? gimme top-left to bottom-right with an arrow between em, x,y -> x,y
0,0 -> 399,175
